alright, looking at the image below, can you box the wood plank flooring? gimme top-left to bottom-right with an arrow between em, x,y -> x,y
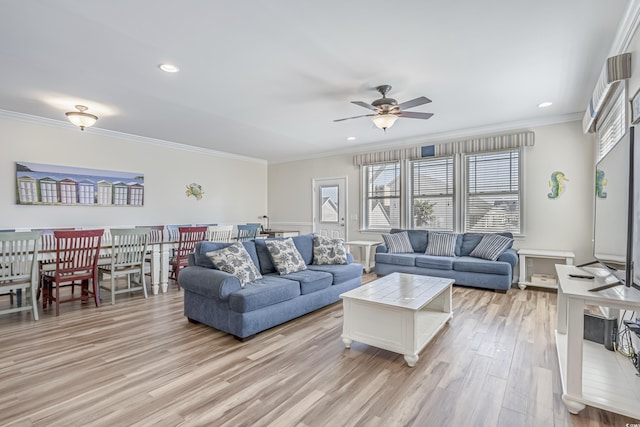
0,275 -> 638,426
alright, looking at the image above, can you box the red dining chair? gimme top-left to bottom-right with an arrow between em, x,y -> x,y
169,226 -> 207,289
40,229 -> 103,316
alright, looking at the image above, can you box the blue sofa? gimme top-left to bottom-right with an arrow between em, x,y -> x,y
375,229 -> 518,291
178,234 -> 363,339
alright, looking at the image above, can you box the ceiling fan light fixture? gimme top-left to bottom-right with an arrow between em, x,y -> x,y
372,114 -> 398,131
65,105 -> 98,131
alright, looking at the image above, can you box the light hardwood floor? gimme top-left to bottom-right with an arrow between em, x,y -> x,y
0,275 -> 638,427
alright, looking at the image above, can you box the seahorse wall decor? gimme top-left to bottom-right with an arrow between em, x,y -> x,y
548,171 -> 569,199
595,169 -> 607,198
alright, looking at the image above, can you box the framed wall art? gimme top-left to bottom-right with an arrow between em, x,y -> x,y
16,161 -> 144,207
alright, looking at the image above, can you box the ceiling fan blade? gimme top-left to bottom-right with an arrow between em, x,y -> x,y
396,111 -> 434,120
351,101 -> 377,111
397,96 -> 432,110
333,114 -> 376,122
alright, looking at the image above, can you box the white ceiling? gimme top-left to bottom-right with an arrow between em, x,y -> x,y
0,1 -> 631,163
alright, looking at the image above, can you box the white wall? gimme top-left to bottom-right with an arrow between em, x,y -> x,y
268,120 -> 596,264
1,115 -> 268,229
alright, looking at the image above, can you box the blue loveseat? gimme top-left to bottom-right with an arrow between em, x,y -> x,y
375,229 -> 518,291
178,234 -> 363,339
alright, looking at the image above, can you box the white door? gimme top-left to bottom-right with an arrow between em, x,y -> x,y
313,177 -> 347,239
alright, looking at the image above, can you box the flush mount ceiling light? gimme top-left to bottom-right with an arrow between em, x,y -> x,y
65,105 -> 98,131
371,114 -> 398,131
159,63 -> 180,73
537,101 -> 553,108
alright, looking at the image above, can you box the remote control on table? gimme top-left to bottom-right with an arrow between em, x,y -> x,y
568,274 -> 594,279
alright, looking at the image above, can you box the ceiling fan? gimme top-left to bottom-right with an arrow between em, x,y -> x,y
334,85 -> 433,131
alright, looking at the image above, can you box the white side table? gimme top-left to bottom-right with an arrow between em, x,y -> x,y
517,248 -> 575,290
344,240 -> 382,273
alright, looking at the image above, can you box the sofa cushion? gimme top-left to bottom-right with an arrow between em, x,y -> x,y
228,276 -> 301,313
390,229 -> 428,253
424,233 -> 457,257
206,243 -> 262,287
453,256 -> 512,275
469,234 -> 514,261
276,269 -> 333,295
266,238 -> 307,275
307,262 -> 363,285
382,231 -> 414,253
414,255 -> 455,270
312,235 -> 348,265
374,252 -> 417,267
195,241 -> 260,269
460,232 -> 514,256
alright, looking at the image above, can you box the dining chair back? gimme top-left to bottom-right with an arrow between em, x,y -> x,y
236,224 -> 260,242
0,231 -> 41,320
98,228 -> 150,305
170,226 -> 208,287
207,225 -> 233,242
165,224 -> 190,242
40,229 -> 103,316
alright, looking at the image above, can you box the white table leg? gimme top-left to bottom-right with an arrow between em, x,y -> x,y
563,297 -> 586,414
364,245 -> 372,273
150,244 -> 160,295
160,243 -> 170,293
404,354 -> 418,367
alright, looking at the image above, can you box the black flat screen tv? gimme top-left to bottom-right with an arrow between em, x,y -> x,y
592,126 -> 640,290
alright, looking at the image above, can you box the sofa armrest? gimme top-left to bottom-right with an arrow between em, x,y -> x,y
376,244 -> 388,254
178,266 -> 242,301
497,248 -> 518,267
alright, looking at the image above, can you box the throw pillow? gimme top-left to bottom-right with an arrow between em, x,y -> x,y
206,242 -> 262,287
312,235 -> 348,265
382,231 -> 414,253
424,233 -> 457,257
469,234 -> 514,261
266,238 -> 307,275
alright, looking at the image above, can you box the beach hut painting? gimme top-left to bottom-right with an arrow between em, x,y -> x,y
15,161 -> 144,207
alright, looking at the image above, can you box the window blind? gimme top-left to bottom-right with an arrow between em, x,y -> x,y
410,157 -> 454,231
364,162 -> 401,229
596,85 -> 626,161
465,150 -> 521,234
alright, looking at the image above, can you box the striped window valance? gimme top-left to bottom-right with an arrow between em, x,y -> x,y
353,131 -> 535,166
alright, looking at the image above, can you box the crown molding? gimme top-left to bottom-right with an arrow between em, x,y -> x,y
0,109 -> 267,165
609,0 -> 640,55
270,112 -> 583,164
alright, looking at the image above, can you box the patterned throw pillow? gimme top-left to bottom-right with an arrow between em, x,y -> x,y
424,233 -> 457,257
469,234 -> 514,261
265,238 -> 307,275
381,231 -> 414,253
206,242 -> 262,287
312,235 -> 348,265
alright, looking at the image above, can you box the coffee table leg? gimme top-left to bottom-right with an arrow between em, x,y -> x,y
342,336 -> 352,349
404,354 -> 418,367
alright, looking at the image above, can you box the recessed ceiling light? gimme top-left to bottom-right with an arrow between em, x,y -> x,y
159,64 -> 180,73
347,136 -> 356,141
537,101 -> 553,108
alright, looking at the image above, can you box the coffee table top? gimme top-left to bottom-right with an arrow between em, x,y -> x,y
340,272 -> 454,311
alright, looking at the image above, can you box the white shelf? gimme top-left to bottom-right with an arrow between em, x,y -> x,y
555,264 -> 640,418
517,248 -> 575,290
555,331 -> 640,419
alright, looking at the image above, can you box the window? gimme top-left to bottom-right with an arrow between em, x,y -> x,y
363,162 -> 401,229
464,149 -> 521,234
596,85 -> 626,161
410,157 -> 454,231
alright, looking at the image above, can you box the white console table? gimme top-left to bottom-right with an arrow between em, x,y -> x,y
518,248 -> 574,290
555,264 -> 640,419
345,240 -> 382,273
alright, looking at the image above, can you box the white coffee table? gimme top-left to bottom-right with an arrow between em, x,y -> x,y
340,272 -> 453,367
